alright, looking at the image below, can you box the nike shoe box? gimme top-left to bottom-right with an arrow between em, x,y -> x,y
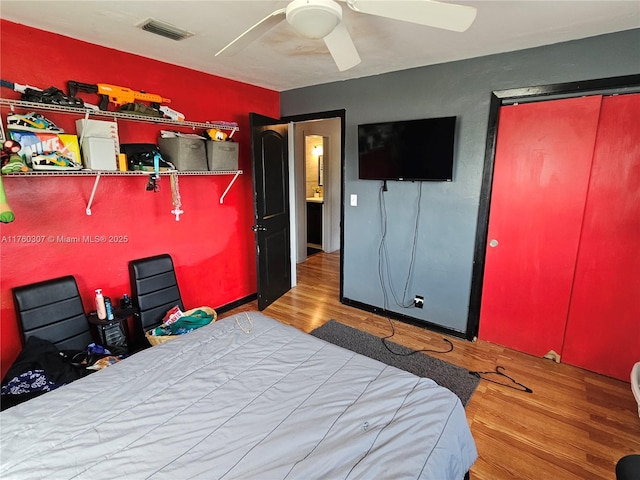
158,137 -> 207,171
206,141 -> 239,171
9,131 -> 82,166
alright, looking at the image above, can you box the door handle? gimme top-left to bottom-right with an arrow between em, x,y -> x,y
251,225 -> 267,232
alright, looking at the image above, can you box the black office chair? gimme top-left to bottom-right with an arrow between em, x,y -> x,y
3,276 -> 95,410
129,253 -> 184,347
616,454 -> 640,480
12,275 -> 94,351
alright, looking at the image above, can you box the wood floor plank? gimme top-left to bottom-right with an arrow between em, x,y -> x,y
220,252 -> 640,479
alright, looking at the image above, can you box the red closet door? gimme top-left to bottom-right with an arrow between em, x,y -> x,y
561,93 -> 640,381
479,96 -> 602,357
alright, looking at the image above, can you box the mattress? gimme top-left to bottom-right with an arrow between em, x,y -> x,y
0,312 -> 477,479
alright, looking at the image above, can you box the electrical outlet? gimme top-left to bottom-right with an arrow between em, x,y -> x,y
414,295 -> 424,308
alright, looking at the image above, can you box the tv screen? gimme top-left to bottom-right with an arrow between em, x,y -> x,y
358,116 -> 456,181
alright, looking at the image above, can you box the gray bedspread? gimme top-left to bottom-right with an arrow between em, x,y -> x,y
0,312 -> 477,479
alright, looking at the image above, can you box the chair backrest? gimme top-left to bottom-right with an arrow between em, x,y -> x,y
632,362 -> 640,418
129,254 -> 184,341
12,275 -> 93,351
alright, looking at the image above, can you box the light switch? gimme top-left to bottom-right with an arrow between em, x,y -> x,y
350,194 -> 358,207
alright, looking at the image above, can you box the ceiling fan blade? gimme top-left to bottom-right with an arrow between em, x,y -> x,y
347,0 -> 477,32
215,8 -> 286,56
323,22 -> 361,71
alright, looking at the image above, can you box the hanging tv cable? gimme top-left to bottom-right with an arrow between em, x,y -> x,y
377,181 -> 422,310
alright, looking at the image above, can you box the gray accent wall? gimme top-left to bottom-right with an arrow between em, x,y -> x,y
280,29 -> 640,334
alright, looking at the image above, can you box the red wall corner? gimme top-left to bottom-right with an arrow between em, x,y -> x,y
0,20 -> 280,378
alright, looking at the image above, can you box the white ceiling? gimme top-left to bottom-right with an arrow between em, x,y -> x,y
2,1 -> 639,92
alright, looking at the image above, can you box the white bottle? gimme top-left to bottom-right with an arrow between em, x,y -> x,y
95,288 -> 107,320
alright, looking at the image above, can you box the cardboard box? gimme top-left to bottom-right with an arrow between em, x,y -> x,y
206,141 -> 239,171
82,137 -> 118,171
9,131 -> 82,166
158,137 -> 207,171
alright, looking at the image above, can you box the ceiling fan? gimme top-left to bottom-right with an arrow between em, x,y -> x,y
215,0 -> 477,71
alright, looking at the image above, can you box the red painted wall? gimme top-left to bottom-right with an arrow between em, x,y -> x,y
0,20 -> 280,378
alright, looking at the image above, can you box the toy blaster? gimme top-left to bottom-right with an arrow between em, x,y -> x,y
2,79 -> 91,108
67,81 -> 171,111
159,105 -> 185,121
1,79 -> 42,94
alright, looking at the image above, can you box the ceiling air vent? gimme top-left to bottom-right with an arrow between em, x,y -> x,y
138,18 -> 194,41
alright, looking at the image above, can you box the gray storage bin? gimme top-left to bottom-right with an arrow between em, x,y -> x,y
206,141 -> 239,171
158,137 -> 208,171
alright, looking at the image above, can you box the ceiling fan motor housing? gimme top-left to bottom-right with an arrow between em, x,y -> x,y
286,0 -> 343,39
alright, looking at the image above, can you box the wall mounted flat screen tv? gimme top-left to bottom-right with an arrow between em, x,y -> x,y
358,116 -> 456,181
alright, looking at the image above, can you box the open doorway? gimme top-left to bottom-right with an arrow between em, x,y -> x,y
304,134 -> 325,256
249,110 -> 344,302
291,117 -> 342,265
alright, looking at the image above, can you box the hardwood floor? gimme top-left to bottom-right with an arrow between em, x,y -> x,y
220,251 -> 640,480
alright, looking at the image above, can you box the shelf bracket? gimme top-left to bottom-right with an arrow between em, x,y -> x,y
86,172 -> 101,215
220,171 -> 241,204
77,110 -> 90,147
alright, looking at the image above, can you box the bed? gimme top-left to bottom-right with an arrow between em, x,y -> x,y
0,312 -> 477,479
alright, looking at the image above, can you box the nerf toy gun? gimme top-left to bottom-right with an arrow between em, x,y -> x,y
159,106 -> 185,121
1,79 -> 42,94
67,80 -> 171,111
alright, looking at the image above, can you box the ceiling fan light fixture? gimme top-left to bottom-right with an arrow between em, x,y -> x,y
286,0 -> 342,39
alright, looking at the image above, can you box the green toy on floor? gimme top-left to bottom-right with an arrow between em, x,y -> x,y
0,174 -> 14,223
0,139 -> 21,223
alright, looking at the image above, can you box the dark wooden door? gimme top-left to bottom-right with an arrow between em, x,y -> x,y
478,96 -> 602,357
250,113 -> 291,310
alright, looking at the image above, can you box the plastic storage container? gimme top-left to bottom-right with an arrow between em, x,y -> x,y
81,137 -> 118,170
